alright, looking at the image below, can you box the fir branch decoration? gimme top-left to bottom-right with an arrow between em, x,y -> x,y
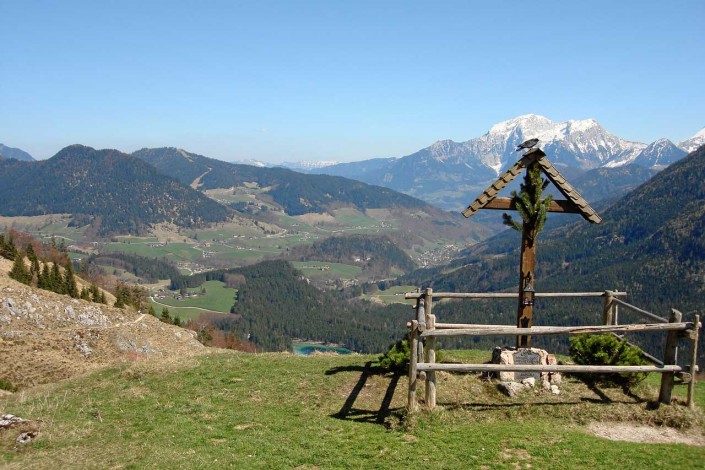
502,163 -> 553,242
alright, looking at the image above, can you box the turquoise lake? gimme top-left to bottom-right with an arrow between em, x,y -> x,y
292,341 -> 352,356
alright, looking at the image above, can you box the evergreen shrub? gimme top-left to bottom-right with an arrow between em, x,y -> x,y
569,334 -> 649,388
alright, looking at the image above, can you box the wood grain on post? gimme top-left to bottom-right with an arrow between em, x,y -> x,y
659,309 -> 682,404
603,290 -> 614,326
688,314 -> 700,408
415,363 -> 684,374
421,322 -> 690,337
408,319 -> 418,412
425,314 -> 437,410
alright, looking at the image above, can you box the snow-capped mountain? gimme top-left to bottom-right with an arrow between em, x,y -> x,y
632,138 -> 687,169
678,126 -> 705,153
279,160 -> 342,171
313,114 -> 655,209
231,158 -> 269,168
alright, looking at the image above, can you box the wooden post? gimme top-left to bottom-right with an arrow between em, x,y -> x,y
408,319 -> 419,412
659,309 -> 682,404
517,206 -> 537,347
426,314 -> 437,410
424,288 -> 436,410
603,290 -> 614,326
687,314 -> 700,408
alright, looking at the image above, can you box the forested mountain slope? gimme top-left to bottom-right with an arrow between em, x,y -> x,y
169,260 -> 407,353
0,145 -> 232,235
133,147 -> 433,216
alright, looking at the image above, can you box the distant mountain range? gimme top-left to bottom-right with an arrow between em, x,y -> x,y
0,145 -> 231,235
132,147 -> 434,215
0,143 -> 34,161
0,144 -> 481,242
131,147 -> 482,245
302,115 -> 703,210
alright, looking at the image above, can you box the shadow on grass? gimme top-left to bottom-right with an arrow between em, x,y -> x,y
572,374 -> 648,404
326,361 -> 404,426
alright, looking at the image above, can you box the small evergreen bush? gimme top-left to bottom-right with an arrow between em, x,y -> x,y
569,334 -> 649,388
378,338 -> 410,371
378,336 -> 443,372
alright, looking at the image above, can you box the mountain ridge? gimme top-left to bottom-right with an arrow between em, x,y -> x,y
0,143 -> 34,161
0,145 -> 232,235
309,115 -> 700,210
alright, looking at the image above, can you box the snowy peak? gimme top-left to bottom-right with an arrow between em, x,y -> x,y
488,114 -> 555,136
281,160 -> 342,171
633,138 -> 687,169
233,158 -> 270,168
678,126 -> 705,153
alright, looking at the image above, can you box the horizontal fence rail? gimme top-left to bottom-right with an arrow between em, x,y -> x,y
420,323 -> 693,337
404,291 -> 627,300
415,363 -> 685,374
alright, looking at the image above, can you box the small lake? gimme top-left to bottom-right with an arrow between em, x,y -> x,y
292,341 -> 352,356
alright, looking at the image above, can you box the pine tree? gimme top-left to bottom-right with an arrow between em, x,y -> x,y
90,284 -> 100,303
38,263 -> 50,289
64,260 -> 79,298
9,253 -> 31,285
0,234 -> 17,261
26,244 -> 39,275
160,307 -> 171,323
172,316 -> 182,327
148,304 -> 156,316
50,262 -> 64,294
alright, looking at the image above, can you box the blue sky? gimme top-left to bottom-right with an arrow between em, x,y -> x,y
2,1 -> 703,162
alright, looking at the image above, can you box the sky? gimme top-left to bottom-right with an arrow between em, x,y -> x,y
1,1 -> 703,163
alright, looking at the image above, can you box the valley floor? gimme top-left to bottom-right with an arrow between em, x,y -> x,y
1,351 -> 704,469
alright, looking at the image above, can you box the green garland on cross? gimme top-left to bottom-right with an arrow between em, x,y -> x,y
502,163 -> 553,241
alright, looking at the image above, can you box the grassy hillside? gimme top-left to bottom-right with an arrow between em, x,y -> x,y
2,351 -> 704,469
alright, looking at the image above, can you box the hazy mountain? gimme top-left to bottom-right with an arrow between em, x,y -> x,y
132,147 -> 488,248
279,160 -> 342,171
0,143 -> 34,161
0,145 -> 231,235
632,138 -> 687,169
678,126 -> 705,153
134,147 -> 440,216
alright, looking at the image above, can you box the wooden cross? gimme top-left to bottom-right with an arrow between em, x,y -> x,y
462,147 -> 601,347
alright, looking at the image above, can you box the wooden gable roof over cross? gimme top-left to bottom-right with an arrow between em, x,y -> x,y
461,147 -> 602,223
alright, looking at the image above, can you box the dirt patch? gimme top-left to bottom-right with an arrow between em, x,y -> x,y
294,213 -> 335,225
587,422 -> 705,446
0,259 -> 208,389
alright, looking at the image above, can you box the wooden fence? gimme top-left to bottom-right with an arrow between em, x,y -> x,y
404,288 -> 701,412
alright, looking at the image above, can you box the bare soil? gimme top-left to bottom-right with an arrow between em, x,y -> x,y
587,422 -> 705,446
0,258 -> 208,390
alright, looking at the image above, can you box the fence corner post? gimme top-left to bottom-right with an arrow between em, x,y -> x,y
687,314 -> 700,408
602,290 -> 614,326
659,308 -> 682,404
408,318 -> 419,413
